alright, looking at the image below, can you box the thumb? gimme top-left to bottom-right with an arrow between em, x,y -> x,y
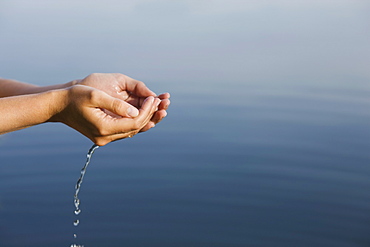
94,90 -> 139,117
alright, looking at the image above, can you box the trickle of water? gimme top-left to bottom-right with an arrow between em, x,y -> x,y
71,144 -> 99,247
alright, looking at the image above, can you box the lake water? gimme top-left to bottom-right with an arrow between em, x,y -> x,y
1,1 -> 370,246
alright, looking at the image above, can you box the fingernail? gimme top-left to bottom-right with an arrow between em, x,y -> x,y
127,107 -> 139,117
145,96 -> 154,104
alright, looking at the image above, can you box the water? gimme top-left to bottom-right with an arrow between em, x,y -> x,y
1,1 -> 370,247
1,83 -> 369,247
71,144 -> 99,247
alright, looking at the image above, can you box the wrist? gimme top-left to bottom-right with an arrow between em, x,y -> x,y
46,88 -> 69,123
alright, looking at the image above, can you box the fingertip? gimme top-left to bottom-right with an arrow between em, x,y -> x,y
136,82 -> 157,98
149,90 -> 157,97
127,107 -> 139,117
159,98 -> 170,110
158,92 -> 170,99
147,121 -> 155,129
144,96 -> 155,104
139,96 -> 155,113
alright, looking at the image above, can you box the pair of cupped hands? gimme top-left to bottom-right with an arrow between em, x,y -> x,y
52,73 -> 170,146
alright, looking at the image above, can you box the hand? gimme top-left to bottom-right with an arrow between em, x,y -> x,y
76,73 -> 170,134
51,85 -> 161,146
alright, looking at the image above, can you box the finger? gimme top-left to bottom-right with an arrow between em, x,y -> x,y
125,95 -> 144,108
153,109 -> 168,123
158,98 -> 170,111
139,121 -> 156,133
107,96 -> 162,136
127,95 -> 168,110
99,96 -> 157,136
123,75 -> 157,98
93,131 -> 135,146
157,92 -> 170,100
150,110 -> 167,126
95,97 -> 161,143
138,97 -> 169,133
92,90 -> 139,118
140,110 -> 167,133
134,96 -> 160,128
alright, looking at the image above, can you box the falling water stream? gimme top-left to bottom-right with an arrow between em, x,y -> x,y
70,144 -> 99,247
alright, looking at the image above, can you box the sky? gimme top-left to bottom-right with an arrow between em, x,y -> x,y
0,0 -> 369,92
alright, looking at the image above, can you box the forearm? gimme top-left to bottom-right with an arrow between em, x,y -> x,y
0,78 -> 77,98
0,89 -> 67,134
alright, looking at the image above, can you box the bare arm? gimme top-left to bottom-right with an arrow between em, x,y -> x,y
0,90 -> 62,133
0,78 -> 76,98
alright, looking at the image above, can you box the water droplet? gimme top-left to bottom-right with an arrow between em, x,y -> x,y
74,234 -> 77,238
74,209 -> 81,215
74,198 -> 80,208
73,219 -> 79,226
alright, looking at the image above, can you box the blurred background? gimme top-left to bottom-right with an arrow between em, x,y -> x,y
0,0 -> 370,246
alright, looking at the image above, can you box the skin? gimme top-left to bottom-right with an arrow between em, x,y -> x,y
0,73 -> 170,146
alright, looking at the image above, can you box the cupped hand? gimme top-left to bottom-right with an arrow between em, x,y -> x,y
52,85 -> 161,146
76,73 -> 170,133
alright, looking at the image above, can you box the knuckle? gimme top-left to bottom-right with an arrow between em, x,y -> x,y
89,89 -> 101,103
136,80 -> 146,89
113,73 -> 126,81
97,127 -> 109,137
95,138 -> 109,146
89,73 -> 100,78
93,121 -> 109,137
131,120 -> 143,131
111,99 -> 122,114
85,73 -> 95,81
